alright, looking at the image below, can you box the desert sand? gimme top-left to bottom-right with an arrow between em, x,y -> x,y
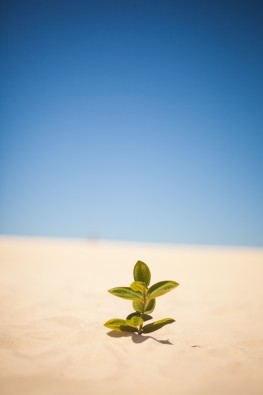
0,236 -> 263,395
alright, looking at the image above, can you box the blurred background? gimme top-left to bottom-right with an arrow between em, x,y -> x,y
0,0 -> 262,246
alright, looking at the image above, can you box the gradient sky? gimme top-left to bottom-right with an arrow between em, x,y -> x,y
1,0 -> 263,246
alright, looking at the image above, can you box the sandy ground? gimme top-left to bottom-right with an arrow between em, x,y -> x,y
0,236 -> 263,395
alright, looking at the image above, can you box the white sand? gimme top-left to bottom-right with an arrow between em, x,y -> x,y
0,236 -> 263,395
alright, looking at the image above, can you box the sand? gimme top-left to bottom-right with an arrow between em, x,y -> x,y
0,236 -> 263,395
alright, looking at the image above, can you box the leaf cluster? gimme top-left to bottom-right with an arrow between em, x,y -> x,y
104,260 -> 179,335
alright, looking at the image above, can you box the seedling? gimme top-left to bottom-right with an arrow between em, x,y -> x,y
104,260 -> 179,335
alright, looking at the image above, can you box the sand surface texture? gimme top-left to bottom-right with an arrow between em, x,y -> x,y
0,237 -> 263,395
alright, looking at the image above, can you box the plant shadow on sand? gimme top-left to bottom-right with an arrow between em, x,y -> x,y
107,331 -> 173,345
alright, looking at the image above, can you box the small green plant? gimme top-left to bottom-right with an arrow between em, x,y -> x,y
104,260 -> 179,335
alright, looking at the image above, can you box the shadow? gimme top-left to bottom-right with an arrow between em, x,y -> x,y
106,331 -> 173,345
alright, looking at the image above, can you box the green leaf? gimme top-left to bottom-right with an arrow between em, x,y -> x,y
133,260 -> 151,286
126,312 -> 153,322
108,287 -> 141,300
126,312 -> 140,320
130,281 -> 147,293
104,318 -> 138,333
142,318 -> 175,334
119,325 -> 138,333
126,312 -> 141,320
132,298 -> 156,314
132,299 -> 143,313
104,318 -> 127,331
144,298 -> 156,313
141,314 -> 153,322
126,316 -> 143,328
147,281 -> 179,299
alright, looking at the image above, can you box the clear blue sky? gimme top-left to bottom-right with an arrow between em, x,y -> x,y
1,0 -> 262,246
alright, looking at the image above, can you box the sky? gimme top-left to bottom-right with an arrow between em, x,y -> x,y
0,0 -> 262,246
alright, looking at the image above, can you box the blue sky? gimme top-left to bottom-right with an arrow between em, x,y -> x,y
1,0 -> 262,246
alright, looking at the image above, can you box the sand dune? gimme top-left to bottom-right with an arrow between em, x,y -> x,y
0,236 -> 263,395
